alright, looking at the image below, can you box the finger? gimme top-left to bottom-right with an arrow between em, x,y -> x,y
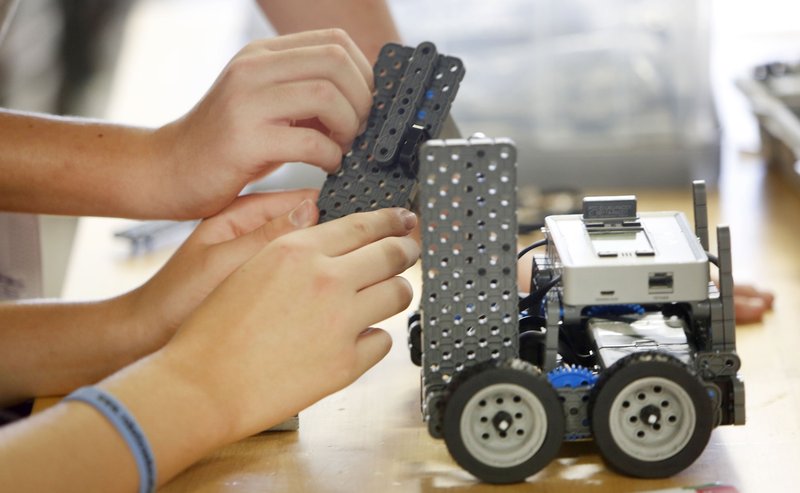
260,125 -> 344,173
336,236 -> 420,290
225,198 -> 319,257
243,46 -> 372,123
299,208 -> 417,257
206,199 -> 319,275
198,190 -> 319,242
248,29 -> 373,90
352,327 -> 393,377
350,276 -> 414,330
734,284 -> 775,309
734,296 -> 769,324
262,80 -> 361,150
762,291 -> 775,309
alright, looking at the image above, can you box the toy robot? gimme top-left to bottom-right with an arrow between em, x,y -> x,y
318,41 -> 745,484
409,140 -> 743,482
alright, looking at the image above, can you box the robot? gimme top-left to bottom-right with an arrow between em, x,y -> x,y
409,140 -> 743,482
317,41 -> 745,484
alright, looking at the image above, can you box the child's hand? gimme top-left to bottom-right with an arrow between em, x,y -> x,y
734,283 -> 774,324
125,190 -> 319,355
158,208 -> 420,440
153,29 -> 374,219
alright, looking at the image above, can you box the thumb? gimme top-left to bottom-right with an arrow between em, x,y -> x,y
243,197 -> 318,250
214,198 -> 318,268
352,328 -> 393,379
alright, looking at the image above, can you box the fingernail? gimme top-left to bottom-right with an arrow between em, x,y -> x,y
399,209 -> 417,230
289,199 -> 315,227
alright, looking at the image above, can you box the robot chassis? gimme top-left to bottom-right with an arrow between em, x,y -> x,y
317,42 -> 745,484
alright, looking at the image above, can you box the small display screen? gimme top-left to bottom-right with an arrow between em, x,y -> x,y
589,229 -> 654,256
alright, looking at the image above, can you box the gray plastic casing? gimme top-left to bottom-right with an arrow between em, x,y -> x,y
544,211 -> 709,305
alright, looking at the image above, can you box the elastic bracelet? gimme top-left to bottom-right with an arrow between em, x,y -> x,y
65,386 -> 156,493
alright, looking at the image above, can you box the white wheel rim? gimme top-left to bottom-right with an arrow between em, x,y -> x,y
608,376 -> 697,462
459,383 -> 548,468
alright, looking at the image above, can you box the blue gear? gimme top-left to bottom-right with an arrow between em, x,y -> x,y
584,304 -> 645,318
547,366 -> 597,389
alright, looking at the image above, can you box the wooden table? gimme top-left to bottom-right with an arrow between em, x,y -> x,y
57,162 -> 800,492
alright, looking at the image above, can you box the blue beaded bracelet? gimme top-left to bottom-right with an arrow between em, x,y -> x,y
65,386 -> 156,493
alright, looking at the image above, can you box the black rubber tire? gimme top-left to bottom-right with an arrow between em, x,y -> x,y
589,352 -> 714,478
442,360 -> 564,484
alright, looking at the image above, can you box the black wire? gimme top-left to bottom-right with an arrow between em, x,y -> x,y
517,238 -> 547,260
519,275 -> 562,313
706,252 -> 719,267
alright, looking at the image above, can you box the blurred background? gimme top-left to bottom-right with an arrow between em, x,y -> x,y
0,0 -> 798,297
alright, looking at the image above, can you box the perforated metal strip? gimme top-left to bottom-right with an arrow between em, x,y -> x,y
418,138 -> 519,411
317,42 -> 465,222
375,42 -> 437,163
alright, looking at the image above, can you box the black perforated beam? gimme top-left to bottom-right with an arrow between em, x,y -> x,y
316,42 -> 465,222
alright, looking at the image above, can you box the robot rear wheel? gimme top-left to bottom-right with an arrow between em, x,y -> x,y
589,352 -> 714,478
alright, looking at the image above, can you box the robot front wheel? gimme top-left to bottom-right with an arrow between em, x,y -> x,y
442,360 -> 565,484
589,352 -> 715,478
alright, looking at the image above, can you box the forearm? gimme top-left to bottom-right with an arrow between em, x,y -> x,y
0,206 -> 420,491
0,295 -> 155,405
0,352 -> 228,492
258,0 -> 401,61
0,109 -> 174,219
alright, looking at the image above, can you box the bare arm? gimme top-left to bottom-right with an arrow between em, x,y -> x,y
0,352 -> 227,493
0,296 -> 146,405
0,111 -> 167,218
0,207 -> 419,492
0,30 -> 373,220
258,0 -> 401,62
0,189 -> 318,406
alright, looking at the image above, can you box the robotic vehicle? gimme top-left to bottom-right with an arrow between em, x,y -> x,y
315,41 -> 744,484
408,138 -> 744,482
